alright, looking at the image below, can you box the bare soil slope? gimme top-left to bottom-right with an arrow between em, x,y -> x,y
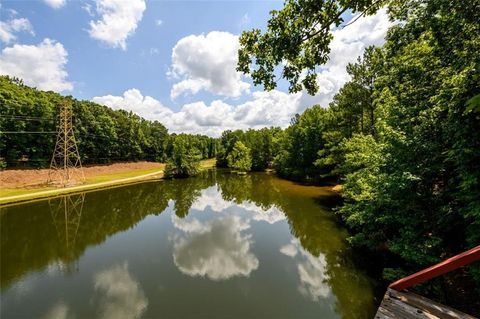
0,162 -> 164,188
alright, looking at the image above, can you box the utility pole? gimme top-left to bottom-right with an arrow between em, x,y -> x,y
48,101 -> 85,186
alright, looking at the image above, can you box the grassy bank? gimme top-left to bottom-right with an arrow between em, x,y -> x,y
0,159 -> 216,205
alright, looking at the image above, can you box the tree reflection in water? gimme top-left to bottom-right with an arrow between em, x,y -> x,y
1,169 -> 376,319
48,193 -> 85,274
0,171 -> 216,290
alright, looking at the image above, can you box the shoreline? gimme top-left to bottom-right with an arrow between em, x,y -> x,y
0,170 -> 164,207
0,159 -> 216,206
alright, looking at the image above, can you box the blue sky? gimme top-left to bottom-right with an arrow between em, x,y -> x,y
0,0 -> 392,136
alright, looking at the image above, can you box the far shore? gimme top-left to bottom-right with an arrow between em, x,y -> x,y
0,159 -> 216,206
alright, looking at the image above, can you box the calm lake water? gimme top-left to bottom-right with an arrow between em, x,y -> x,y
1,170 -> 378,319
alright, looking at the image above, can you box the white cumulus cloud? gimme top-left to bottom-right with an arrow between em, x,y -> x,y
43,0 -> 66,9
0,39 -> 73,92
0,18 -> 35,43
169,31 -> 250,99
92,88 -> 173,119
93,88 -> 301,136
88,0 -> 146,50
167,89 -> 301,136
92,10 -> 392,136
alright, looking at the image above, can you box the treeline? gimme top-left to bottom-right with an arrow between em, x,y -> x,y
216,127 -> 283,171
0,76 -> 216,168
224,0 -> 480,285
1,0 -> 479,289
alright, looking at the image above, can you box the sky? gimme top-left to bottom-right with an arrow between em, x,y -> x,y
0,0 -> 392,136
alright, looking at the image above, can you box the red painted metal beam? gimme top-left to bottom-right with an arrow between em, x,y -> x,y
389,245 -> 480,291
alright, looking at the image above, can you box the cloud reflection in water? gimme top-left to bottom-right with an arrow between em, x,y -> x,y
237,201 -> 286,224
42,301 -> 70,319
190,187 -> 233,213
190,186 -> 286,224
172,215 -> 259,280
94,262 -> 148,319
280,239 -> 331,301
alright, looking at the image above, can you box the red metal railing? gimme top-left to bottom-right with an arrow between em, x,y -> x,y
389,245 -> 480,291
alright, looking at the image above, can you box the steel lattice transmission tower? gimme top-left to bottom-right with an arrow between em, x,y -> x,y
48,101 -> 85,186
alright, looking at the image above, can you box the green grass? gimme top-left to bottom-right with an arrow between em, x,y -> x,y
0,187 -> 57,198
0,167 -> 165,199
0,159 -> 216,204
200,158 -> 216,168
84,167 -> 164,184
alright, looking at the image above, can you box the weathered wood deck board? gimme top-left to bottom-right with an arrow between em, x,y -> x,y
375,288 -> 476,319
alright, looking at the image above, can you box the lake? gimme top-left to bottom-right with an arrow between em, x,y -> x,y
1,169 -> 377,318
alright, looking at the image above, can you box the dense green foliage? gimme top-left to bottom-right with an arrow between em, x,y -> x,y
216,127 -> 282,171
274,106 -> 331,181
1,0 -> 479,301
164,134 -> 202,178
227,141 -> 252,172
336,0 -> 480,279
237,0 -> 480,288
0,76 -> 215,168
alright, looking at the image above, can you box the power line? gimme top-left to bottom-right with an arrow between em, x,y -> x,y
0,131 -> 145,145
0,118 -> 56,123
0,131 -> 56,134
3,156 -> 161,163
0,115 -> 56,120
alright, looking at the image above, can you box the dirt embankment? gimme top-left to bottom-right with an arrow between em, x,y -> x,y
0,162 -> 164,189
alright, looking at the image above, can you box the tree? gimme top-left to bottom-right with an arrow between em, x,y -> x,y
314,47 -> 382,178
274,105 -> 330,181
164,134 -> 202,178
237,0 -> 388,94
216,130 -> 244,167
338,0 -> 480,280
217,128 -> 281,171
235,0 -> 480,289
0,76 -> 211,168
227,141 -> 252,172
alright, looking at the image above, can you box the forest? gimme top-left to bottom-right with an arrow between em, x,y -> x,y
223,0 -> 480,290
0,76 -> 216,168
1,0 -> 479,297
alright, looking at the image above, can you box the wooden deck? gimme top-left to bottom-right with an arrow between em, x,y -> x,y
375,288 -> 476,319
